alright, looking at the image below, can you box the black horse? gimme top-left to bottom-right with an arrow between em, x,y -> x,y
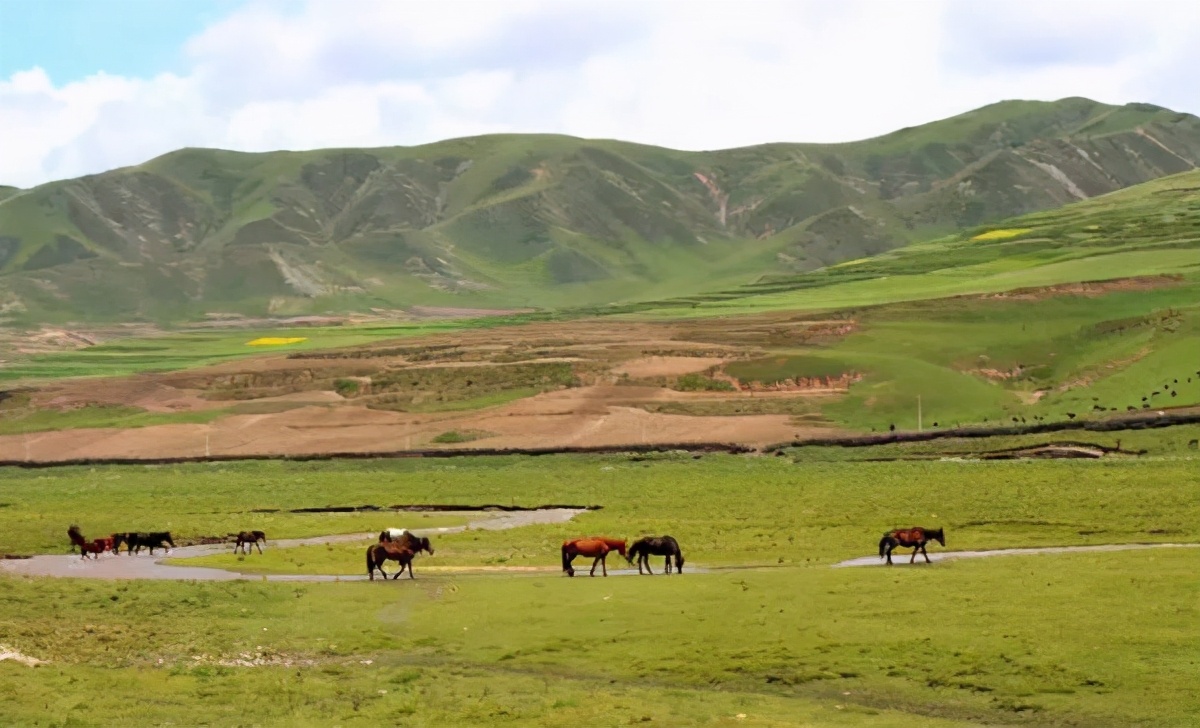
627,536 -> 684,574
878,527 -> 944,565
234,530 -> 267,555
116,531 -> 176,555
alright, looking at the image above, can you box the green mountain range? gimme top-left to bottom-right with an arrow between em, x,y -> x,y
2,96 -> 1199,324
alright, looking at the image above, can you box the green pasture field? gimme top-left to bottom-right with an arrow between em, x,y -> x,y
0,402 -> 229,436
2,454 -> 1199,725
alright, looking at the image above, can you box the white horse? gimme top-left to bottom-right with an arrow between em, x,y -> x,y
378,527 -> 411,543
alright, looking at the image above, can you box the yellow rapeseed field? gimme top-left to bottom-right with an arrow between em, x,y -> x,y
245,337 -> 307,346
970,227 -> 1033,241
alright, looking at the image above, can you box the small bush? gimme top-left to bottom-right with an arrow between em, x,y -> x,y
674,373 -> 736,392
431,430 -> 492,444
333,379 -> 360,397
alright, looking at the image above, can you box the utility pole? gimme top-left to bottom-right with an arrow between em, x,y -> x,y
918,395 -> 923,432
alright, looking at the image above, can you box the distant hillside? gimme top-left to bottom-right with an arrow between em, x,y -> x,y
2,96 -> 1199,324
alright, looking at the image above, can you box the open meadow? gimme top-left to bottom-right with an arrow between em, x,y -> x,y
2,453 -> 1199,726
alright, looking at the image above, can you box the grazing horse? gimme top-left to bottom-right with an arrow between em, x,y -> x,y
627,536 -> 684,574
234,530 -> 267,555
879,527 -> 945,565
116,531 -> 176,555
366,537 -> 433,580
562,537 -> 626,577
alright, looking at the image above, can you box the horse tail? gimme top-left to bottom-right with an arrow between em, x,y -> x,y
561,543 -> 571,572
878,534 -> 890,559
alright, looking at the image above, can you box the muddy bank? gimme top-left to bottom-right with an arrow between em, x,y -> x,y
766,410 -> 1200,452
256,503 -> 602,514
832,542 -> 1200,568
0,442 -> 752,468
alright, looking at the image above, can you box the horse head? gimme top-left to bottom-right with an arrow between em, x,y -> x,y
417,536 -> 434,555
932,528 -> 945,547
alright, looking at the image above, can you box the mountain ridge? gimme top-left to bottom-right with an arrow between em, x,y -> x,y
3,96 -> 1199,324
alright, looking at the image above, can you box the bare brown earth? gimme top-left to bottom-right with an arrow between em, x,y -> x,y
0,315 -> 858,462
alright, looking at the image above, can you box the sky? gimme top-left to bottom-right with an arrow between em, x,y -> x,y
2,0 -> 1199,188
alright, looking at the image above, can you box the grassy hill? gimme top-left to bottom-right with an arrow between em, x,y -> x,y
3,165 -> 1199,437
626,168 -> 1200,431
3,97 -> 1200,324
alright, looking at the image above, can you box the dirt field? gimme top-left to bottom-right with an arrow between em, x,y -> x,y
0,316 -> 858,462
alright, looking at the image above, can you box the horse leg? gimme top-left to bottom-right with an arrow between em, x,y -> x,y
408,560 -> 415,580
910,547 -> 918,564
255,540 -> 263,555
885,544 -> 893,565
921,544 -> 930,563
600,553 -> 608,577
663,555 -> 671,574
391,562 -> 404,580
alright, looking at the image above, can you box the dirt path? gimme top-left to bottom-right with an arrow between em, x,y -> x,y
832,542 -> 1200,568
0,509 -> 587,582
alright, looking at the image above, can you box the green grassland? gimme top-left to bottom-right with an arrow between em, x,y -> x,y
0,401 -> 228,435
2,454 -> 1199,725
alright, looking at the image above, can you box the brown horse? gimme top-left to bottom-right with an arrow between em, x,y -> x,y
81,538 -> 112,560
879,527 -> 945,565
69,526 -> 116,558
562,537 -> 626,577
366,537 -> 433,580
234,530 -> 267,554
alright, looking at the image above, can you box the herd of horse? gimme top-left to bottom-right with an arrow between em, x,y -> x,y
67,525 -> 177,558
365,529 -> 687,579
67,523 -> 946,574
67,525 -> 264,558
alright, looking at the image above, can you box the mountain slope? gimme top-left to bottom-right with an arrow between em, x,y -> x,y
2,97 -> 1199,324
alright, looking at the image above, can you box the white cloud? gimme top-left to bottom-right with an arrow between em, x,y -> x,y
2,0 -> 1199,188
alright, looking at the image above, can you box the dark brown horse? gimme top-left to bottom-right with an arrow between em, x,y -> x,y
234,530 -> 266,554
879,527 -> 945,565
627,536 -> 684,574
115,531 -> 176,555
366,536 -> 433,580
67,525 -> 87,553
562,537 -> 626,577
